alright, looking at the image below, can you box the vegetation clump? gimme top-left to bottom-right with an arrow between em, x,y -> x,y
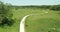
0,17 -> 14,27
0,1 -> 14,27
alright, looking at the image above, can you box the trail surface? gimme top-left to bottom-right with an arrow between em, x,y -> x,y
20,15 -> 29,32
20,12 -> 49,32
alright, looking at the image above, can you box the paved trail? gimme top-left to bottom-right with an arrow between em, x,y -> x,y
20,12 -> 49,32
20,15 -> 30,32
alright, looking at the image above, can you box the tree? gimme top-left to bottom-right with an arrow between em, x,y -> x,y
0,1 -> 12,17
0,1 -> 14,27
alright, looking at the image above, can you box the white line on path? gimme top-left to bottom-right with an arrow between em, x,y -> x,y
20,15 -> 30,32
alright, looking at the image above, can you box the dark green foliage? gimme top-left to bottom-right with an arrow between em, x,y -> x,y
0,1 -> 12,17
12,5 -> 60,11
0,17 -> 15,27
49,6 -> 60,11
0,1 -> 14,27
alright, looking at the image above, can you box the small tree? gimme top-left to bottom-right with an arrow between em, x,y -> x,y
0,1 -> 14,27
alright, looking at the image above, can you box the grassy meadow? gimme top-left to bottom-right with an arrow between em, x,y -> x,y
0,7 -> 60,32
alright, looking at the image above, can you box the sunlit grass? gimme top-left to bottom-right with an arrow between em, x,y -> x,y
0,7 -> 60,32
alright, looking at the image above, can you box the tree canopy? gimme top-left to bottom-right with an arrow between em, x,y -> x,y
0,1 -> 14,27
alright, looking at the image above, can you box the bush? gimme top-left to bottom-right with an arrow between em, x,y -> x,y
0,1 -> 14,27
0,17 -> 15,27
50,7 -> 60,11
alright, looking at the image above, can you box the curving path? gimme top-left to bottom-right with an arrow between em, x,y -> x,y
20,12 -> 49,32
20,15 -> 30,32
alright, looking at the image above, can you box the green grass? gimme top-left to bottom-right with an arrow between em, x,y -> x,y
25,15 -> 60,32
0,7 -> 60,32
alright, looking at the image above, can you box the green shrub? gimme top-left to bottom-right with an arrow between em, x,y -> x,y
0,17 -> 15,27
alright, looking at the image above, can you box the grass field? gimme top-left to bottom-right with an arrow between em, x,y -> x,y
0,7 -> 60,32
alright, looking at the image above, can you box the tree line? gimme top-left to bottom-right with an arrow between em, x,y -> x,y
12,4 -> 60,11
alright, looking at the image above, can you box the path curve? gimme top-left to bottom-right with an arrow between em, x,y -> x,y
20,15 -> 30,32
20,12 -> 49,32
